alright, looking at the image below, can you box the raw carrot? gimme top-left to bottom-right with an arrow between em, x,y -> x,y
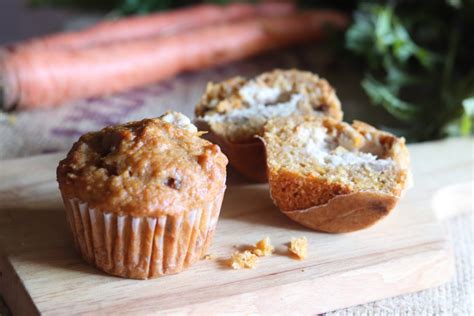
14,2 -> 296,51
0,10 -> 348,110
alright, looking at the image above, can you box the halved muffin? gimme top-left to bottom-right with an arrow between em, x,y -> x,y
57,112 -> 228,279
262,115 -> 410,233
195,69 -> 342,182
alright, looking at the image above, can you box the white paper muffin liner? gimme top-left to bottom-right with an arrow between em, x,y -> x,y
61,192 -> 224,279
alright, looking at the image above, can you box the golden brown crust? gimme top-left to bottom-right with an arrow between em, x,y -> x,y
263,115 -> 410,233
57,117 -> 228,216
266,168 -> 353,212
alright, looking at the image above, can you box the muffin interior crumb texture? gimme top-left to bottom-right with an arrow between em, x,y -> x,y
289,236 -> 308,260
264,116 -> 404,194
195,69 -> 342,142
57,113 -> 227,216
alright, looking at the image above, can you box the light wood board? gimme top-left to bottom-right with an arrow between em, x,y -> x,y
0,138 -> 472,315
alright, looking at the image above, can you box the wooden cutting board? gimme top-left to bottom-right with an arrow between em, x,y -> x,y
0,138 -> 472,315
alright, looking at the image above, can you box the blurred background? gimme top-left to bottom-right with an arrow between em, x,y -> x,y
0,0 -> 88,44
0,0 -> 472,160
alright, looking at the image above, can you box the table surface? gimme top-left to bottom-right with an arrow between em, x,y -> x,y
2,139 -> 471,314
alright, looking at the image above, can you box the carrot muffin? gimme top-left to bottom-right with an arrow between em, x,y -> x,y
195,69 -> 342,182
262,115 -> 410,233
57,111 -> 228,279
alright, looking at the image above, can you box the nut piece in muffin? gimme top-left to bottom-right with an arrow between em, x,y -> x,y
57,111 -> 228,279
262,115 -> 410,233
195,69 -> 343,182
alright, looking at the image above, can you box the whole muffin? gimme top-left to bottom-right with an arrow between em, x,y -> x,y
195,69 -> 342,182
57,112 -> 228,279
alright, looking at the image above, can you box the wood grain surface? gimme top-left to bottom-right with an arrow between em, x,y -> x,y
0,137 -> 472,315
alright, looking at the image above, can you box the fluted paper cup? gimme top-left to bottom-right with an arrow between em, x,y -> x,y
61,192 -> 224,279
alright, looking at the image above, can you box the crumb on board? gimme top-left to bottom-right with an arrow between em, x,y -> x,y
203,254 -> 216,260
289,236 -> 308,260
252,237 -> 274,257
228,251 -> 258,269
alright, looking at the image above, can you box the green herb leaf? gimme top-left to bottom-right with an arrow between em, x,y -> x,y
362,76 -> 420,122
345,1 -> 472,141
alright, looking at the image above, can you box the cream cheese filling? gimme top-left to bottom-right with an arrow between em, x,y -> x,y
160,111 -> 198,133
296,126 -> 393,171
202,81 -> 303,125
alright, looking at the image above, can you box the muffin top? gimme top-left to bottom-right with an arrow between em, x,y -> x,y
57,112 -> 228,217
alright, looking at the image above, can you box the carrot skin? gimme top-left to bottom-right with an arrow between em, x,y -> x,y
14,2 -> 296,51
1,11 -> 348,110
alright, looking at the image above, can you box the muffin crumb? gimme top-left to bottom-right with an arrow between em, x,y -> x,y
289,236 -> 308,260
229,251 -> 258,269
252,237 -> 274,257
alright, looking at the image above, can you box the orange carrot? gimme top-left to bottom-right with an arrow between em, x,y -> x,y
14,2 -> 296,51
0,10 -> 348,110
